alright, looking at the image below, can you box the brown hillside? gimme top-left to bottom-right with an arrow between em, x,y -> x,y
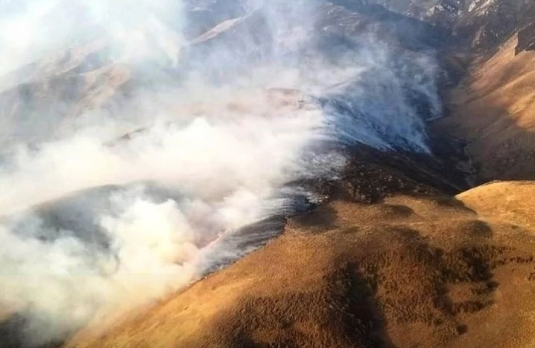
66,183 -> 535,348
439,37 -> 535,181
457,180 -> 535,229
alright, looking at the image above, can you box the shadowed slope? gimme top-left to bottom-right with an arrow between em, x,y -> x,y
439,37 -> 535,181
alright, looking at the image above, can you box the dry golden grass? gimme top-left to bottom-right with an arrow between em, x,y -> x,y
66,182 -> 535,348
457,180 -> 535,229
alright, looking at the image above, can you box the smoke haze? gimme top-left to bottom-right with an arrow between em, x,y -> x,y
0,0 -> 442,345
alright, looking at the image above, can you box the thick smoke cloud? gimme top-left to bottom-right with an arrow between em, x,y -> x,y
0,94 -> 336,345
0,0 -> 442,346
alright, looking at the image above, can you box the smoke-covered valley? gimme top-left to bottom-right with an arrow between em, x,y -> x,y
0,0 -> 464,346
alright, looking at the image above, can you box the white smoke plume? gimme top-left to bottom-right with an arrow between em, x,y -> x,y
0,0 -> 184,74
0,89 -> 337,345
0,0 -> 443,346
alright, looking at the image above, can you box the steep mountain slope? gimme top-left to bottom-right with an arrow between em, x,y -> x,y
1,0 -> 535,347
362,0 -> 535,53
66,182 -> 535,348
441,38 -> 535,181
430,0 -> 535,181
56,2 -> 535,347
370,0 -> 535,181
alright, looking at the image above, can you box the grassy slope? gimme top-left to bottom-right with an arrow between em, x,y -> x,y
440,38 -> 535,181
67,182 -> 535,348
